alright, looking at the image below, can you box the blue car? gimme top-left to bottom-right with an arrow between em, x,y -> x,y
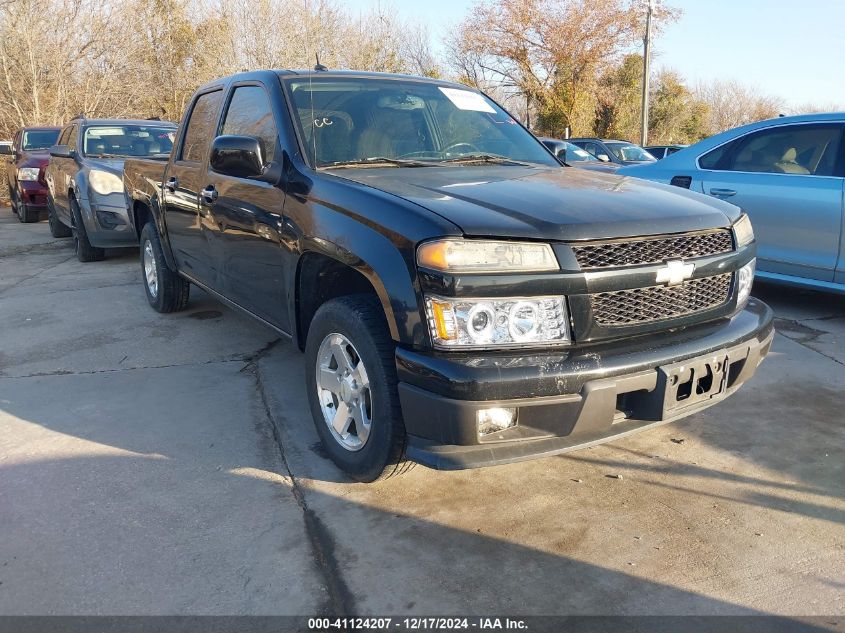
619,113 -> 845,294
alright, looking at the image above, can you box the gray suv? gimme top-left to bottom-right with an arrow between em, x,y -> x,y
45,117 -> 177,261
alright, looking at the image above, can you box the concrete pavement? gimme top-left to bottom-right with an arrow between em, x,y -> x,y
0,210 -> 842,616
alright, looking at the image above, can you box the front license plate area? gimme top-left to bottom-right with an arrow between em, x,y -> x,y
660,351 -> 729,416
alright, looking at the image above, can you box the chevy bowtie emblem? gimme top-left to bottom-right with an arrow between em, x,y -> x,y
656,259 -> 695,286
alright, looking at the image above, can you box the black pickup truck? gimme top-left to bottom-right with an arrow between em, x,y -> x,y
124,70 -> 774,482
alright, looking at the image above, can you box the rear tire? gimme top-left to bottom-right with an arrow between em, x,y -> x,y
71,197 -> 105,262
11,191 -> 21,220
48,198 -> 72,237
305,294 -> 410,482
140,222 -> 190,313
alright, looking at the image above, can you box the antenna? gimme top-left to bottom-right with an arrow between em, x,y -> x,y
314,53 -> 328,72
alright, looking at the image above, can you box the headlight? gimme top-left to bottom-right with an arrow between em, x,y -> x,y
88,170 -> 123,195
17,167 -> 40,181
732,214 -> 754,248
737,259 -> 755,307
425,295 -> 570,349
417,239 -> 558,273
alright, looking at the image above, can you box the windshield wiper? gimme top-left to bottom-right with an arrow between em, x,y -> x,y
321,156 -> 433,169
438,154 -> 532,166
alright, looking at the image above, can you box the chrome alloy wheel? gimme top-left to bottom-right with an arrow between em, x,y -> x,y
316,333 -> 372,451
143,239 -> 158,298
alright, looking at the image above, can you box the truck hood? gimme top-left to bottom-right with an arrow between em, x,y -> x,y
329,165 -> 738,241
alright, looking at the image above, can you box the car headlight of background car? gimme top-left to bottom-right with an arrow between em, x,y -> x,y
88,170 -> 123,196
425,295 -> 570,349
732,213 -> 754,248
17,167 -> 40,182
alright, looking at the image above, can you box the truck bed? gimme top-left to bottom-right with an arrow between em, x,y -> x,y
123,156 -> 169,208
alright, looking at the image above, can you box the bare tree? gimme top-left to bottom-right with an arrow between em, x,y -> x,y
694,79 -> 784,135
785,101 -> 844,115
445,0 -> 678,135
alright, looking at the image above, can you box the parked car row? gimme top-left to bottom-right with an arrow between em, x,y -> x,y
538,138 -> 620,172
18,69 -> 834,481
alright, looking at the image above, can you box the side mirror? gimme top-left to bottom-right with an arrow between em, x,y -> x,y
49,144 -> 74,158
596,153 -> 611,162
210,135 -> 266,179
0,143 -> 12,156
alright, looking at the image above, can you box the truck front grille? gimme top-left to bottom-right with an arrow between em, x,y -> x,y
591,273 -> 732,326
573,229 -> 733,269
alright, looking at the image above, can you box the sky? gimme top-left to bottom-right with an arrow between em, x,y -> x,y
345,0 -> 845,110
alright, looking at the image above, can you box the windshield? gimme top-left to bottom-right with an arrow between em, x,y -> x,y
563,142 -> 599,162
285,77 -> 558,168
82,125 -> 176,158
22,130 -> 59,150
605,142 -> 655,162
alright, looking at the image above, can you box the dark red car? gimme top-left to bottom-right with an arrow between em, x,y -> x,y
1,126 -> 61,222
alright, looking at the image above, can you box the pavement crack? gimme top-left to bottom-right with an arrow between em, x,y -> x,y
248,358 -> 357,617
239,338 -> 283,366
0,253 -> 77,296
2,358 -> 249,379
0,240 -> 74,258
774,318 -> 844,367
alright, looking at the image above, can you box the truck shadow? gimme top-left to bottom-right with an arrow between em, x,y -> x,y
0,355 -> 841,618
0,451 -> 830,619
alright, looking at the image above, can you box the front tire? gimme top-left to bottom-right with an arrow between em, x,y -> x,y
305,295 -> 410,482
19,199 -> 38,223
140,222 -> 190,313
70,197 -> 105,262
48,198 -> 72,237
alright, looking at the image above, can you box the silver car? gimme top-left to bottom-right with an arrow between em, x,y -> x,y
619,113 -> 845,294
45,117 -> 177,261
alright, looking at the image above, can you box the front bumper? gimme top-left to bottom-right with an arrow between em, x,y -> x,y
18,180 -> 49,210
78,193 -> 135,247
397,299 -> 774,470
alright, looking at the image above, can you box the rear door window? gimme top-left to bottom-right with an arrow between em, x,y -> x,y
701,124 -> 842,176
180,90 -> 224,163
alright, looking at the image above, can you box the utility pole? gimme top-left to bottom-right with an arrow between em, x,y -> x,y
640,0 -> 653,147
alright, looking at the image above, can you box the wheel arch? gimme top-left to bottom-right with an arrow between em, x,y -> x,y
132,194 -> 178,271
295,250 -> 396,351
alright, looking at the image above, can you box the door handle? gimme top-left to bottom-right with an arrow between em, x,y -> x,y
201,185 -> 218,204
165,177 -> 178,192
709,188 -> 736,197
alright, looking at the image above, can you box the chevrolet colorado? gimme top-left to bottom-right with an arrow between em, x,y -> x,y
124,70 -> 774,482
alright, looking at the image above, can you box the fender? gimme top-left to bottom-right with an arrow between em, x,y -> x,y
289,204 -> 428,349
145,190 -> 179,271
129,177 -> 179,272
